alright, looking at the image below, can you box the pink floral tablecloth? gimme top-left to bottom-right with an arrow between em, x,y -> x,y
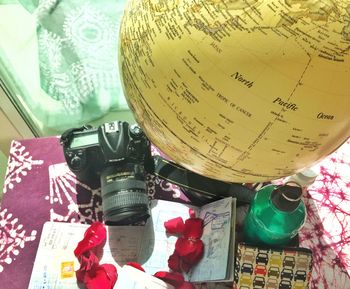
299,141 -> 350,288
0,137 -> 349,289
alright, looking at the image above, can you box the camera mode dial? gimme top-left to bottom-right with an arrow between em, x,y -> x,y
129,124 -> 143,138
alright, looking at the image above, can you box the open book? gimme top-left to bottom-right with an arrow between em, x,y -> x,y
28,197 -> 236,288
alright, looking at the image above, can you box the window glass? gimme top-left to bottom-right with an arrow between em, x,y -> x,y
0,0 -> 133,136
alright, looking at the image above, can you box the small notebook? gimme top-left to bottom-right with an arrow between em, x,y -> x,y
233,243 -> 313,289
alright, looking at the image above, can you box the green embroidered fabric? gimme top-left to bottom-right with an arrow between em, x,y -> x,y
5,0 -> 129,132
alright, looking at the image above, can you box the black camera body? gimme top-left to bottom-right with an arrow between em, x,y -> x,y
61,121 -> 257,225
61,121 -> 152,225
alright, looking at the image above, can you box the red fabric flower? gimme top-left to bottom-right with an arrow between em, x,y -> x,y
74,222 -> 117,289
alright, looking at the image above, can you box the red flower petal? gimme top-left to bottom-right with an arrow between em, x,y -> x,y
74,223 -> 117,289
183,218 -> 203,239
164,217 -> 185,235
126,262 -> 145,272
154,271 -> 184,287
175,237 -> 201,257
162,211 -> 204,283
168,252 -> 181,272
175,237 -> 204,265
76,253 -> 100,282
183,241 -> 204,265
74,222 -> 107,257
180,260 -> 192,273
84,264 -> 117,289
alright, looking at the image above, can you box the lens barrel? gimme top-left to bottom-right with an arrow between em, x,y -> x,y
100,164 -> 150,225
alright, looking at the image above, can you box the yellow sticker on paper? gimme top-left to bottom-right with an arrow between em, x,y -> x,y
61,261 -> 75,279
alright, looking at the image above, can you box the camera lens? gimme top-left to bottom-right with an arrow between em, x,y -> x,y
100,163 -> 150,225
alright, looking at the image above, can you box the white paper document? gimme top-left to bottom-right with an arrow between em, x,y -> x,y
28,198 -> 236,289
114,265 -> 174,289
27,222 -> 145,289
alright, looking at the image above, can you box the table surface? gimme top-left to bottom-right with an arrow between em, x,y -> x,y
0,136 -> 349,289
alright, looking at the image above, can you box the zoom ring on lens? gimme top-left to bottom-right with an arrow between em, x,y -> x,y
101,179 -> 146,197
103,191 -> 149,214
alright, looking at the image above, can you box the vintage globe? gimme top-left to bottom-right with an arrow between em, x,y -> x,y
119,0 -> 350,183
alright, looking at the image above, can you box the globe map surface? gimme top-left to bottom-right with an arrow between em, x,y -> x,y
119,0 -> 350,183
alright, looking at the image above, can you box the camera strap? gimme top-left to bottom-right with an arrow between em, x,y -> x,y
152,155 -> 256,205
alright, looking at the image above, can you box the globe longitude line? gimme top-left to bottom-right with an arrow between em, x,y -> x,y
233,53 -> 313,168
224,35 -> 321,159
285,53 -> 312,101
281,10 -> 350,74
189,2 -> 344,101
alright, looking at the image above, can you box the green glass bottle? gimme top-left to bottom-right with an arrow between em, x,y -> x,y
243,183 -> 306,246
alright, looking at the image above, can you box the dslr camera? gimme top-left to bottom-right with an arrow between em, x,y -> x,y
60,121 -> 152,225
